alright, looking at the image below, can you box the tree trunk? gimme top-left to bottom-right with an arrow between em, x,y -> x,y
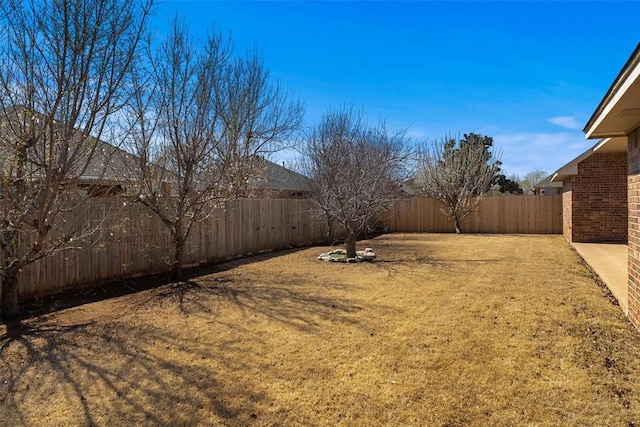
1,267 -> 20,320
346,232 -> 357,259
452,215 -> 462,234
172,234 -> 185,281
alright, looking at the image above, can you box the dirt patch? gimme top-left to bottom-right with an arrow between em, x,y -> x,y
2,233 -> 640,426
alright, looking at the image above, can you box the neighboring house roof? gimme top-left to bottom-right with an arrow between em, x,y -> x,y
76,138 -> 140,183
249,157 -> 310,192
0,105 -> 139,184
400,178 -> 420,196
584,42 -> 640,139
1,106 -> 309,195
551,137 -> 627,182
533,174 -> 562,191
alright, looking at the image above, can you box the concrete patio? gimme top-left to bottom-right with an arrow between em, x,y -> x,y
572,243 -> 628,315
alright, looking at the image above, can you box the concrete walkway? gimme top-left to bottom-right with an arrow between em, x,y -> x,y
572,243 -> 628,315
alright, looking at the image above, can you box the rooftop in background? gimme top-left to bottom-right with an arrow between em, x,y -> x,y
249,157 -> 310,198
533,174 -> 562,191
0,105 -> 139,184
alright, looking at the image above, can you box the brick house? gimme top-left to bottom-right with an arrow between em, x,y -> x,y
583,43 -> 640,329
533,174 -> 562,195
551,137 -> 627,243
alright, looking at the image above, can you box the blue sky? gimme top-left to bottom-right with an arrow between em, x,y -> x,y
152,1 -> 640,178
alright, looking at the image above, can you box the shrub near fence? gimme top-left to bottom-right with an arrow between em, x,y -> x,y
385,195 -> 562,234
14,198 -> 328,300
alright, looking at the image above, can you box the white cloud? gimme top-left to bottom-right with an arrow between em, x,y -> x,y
494,131 -> 590,178
548,116 -> 582,130
405,128 -> 429,142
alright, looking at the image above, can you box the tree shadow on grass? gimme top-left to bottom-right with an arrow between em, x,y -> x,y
0,249 -> 371,426
0,316 -> 270,425
151,271 -> 366,334
14,246 -> 313,322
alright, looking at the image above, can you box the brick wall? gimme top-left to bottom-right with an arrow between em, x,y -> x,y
569,152 -> 628,243
628,129 -> 640,329
562,179 -> 573,241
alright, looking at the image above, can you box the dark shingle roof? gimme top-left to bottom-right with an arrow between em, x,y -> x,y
249,157 -> 310,192
0,105 -> 139,183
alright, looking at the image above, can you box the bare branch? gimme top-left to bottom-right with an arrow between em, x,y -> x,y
126,17 -> 303,279
415,133 -> 501,233
300,107 -> 410,258
0,0 -> 153,318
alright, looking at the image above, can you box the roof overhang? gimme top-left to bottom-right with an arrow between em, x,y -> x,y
552,150 -> 592,182
533,178 -> 562,190
584,43 -> 640,139
593,136 -> 628,153
551,137 -> 627,182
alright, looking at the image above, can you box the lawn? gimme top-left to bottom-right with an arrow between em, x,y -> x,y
2,233 -> 640,426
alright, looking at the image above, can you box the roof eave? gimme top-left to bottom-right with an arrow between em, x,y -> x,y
550,172 -> 564,183
584,42 -> 640,139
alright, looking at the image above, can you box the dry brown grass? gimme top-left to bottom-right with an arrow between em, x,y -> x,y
2,233 -> 640,426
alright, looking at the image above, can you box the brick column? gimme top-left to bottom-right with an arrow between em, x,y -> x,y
628,129 -> 640,328
562,179 -> 573,242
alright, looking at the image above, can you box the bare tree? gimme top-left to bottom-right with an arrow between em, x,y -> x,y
0,0 -> 152,318
416,133 -> 501,233
519,169 -> 548,194
214,50 -> 304,197
126,18 -> 303,279
301,108 -> 409,259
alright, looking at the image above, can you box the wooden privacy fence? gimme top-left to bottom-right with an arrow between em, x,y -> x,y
15,198 -> 328,300
385,195 -> 562,234
10,194 -> 562,301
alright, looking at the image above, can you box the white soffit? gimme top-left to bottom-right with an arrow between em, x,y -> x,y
586,66 -> 640,137
593,136 -> 627,153
584,44 -> 640,139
